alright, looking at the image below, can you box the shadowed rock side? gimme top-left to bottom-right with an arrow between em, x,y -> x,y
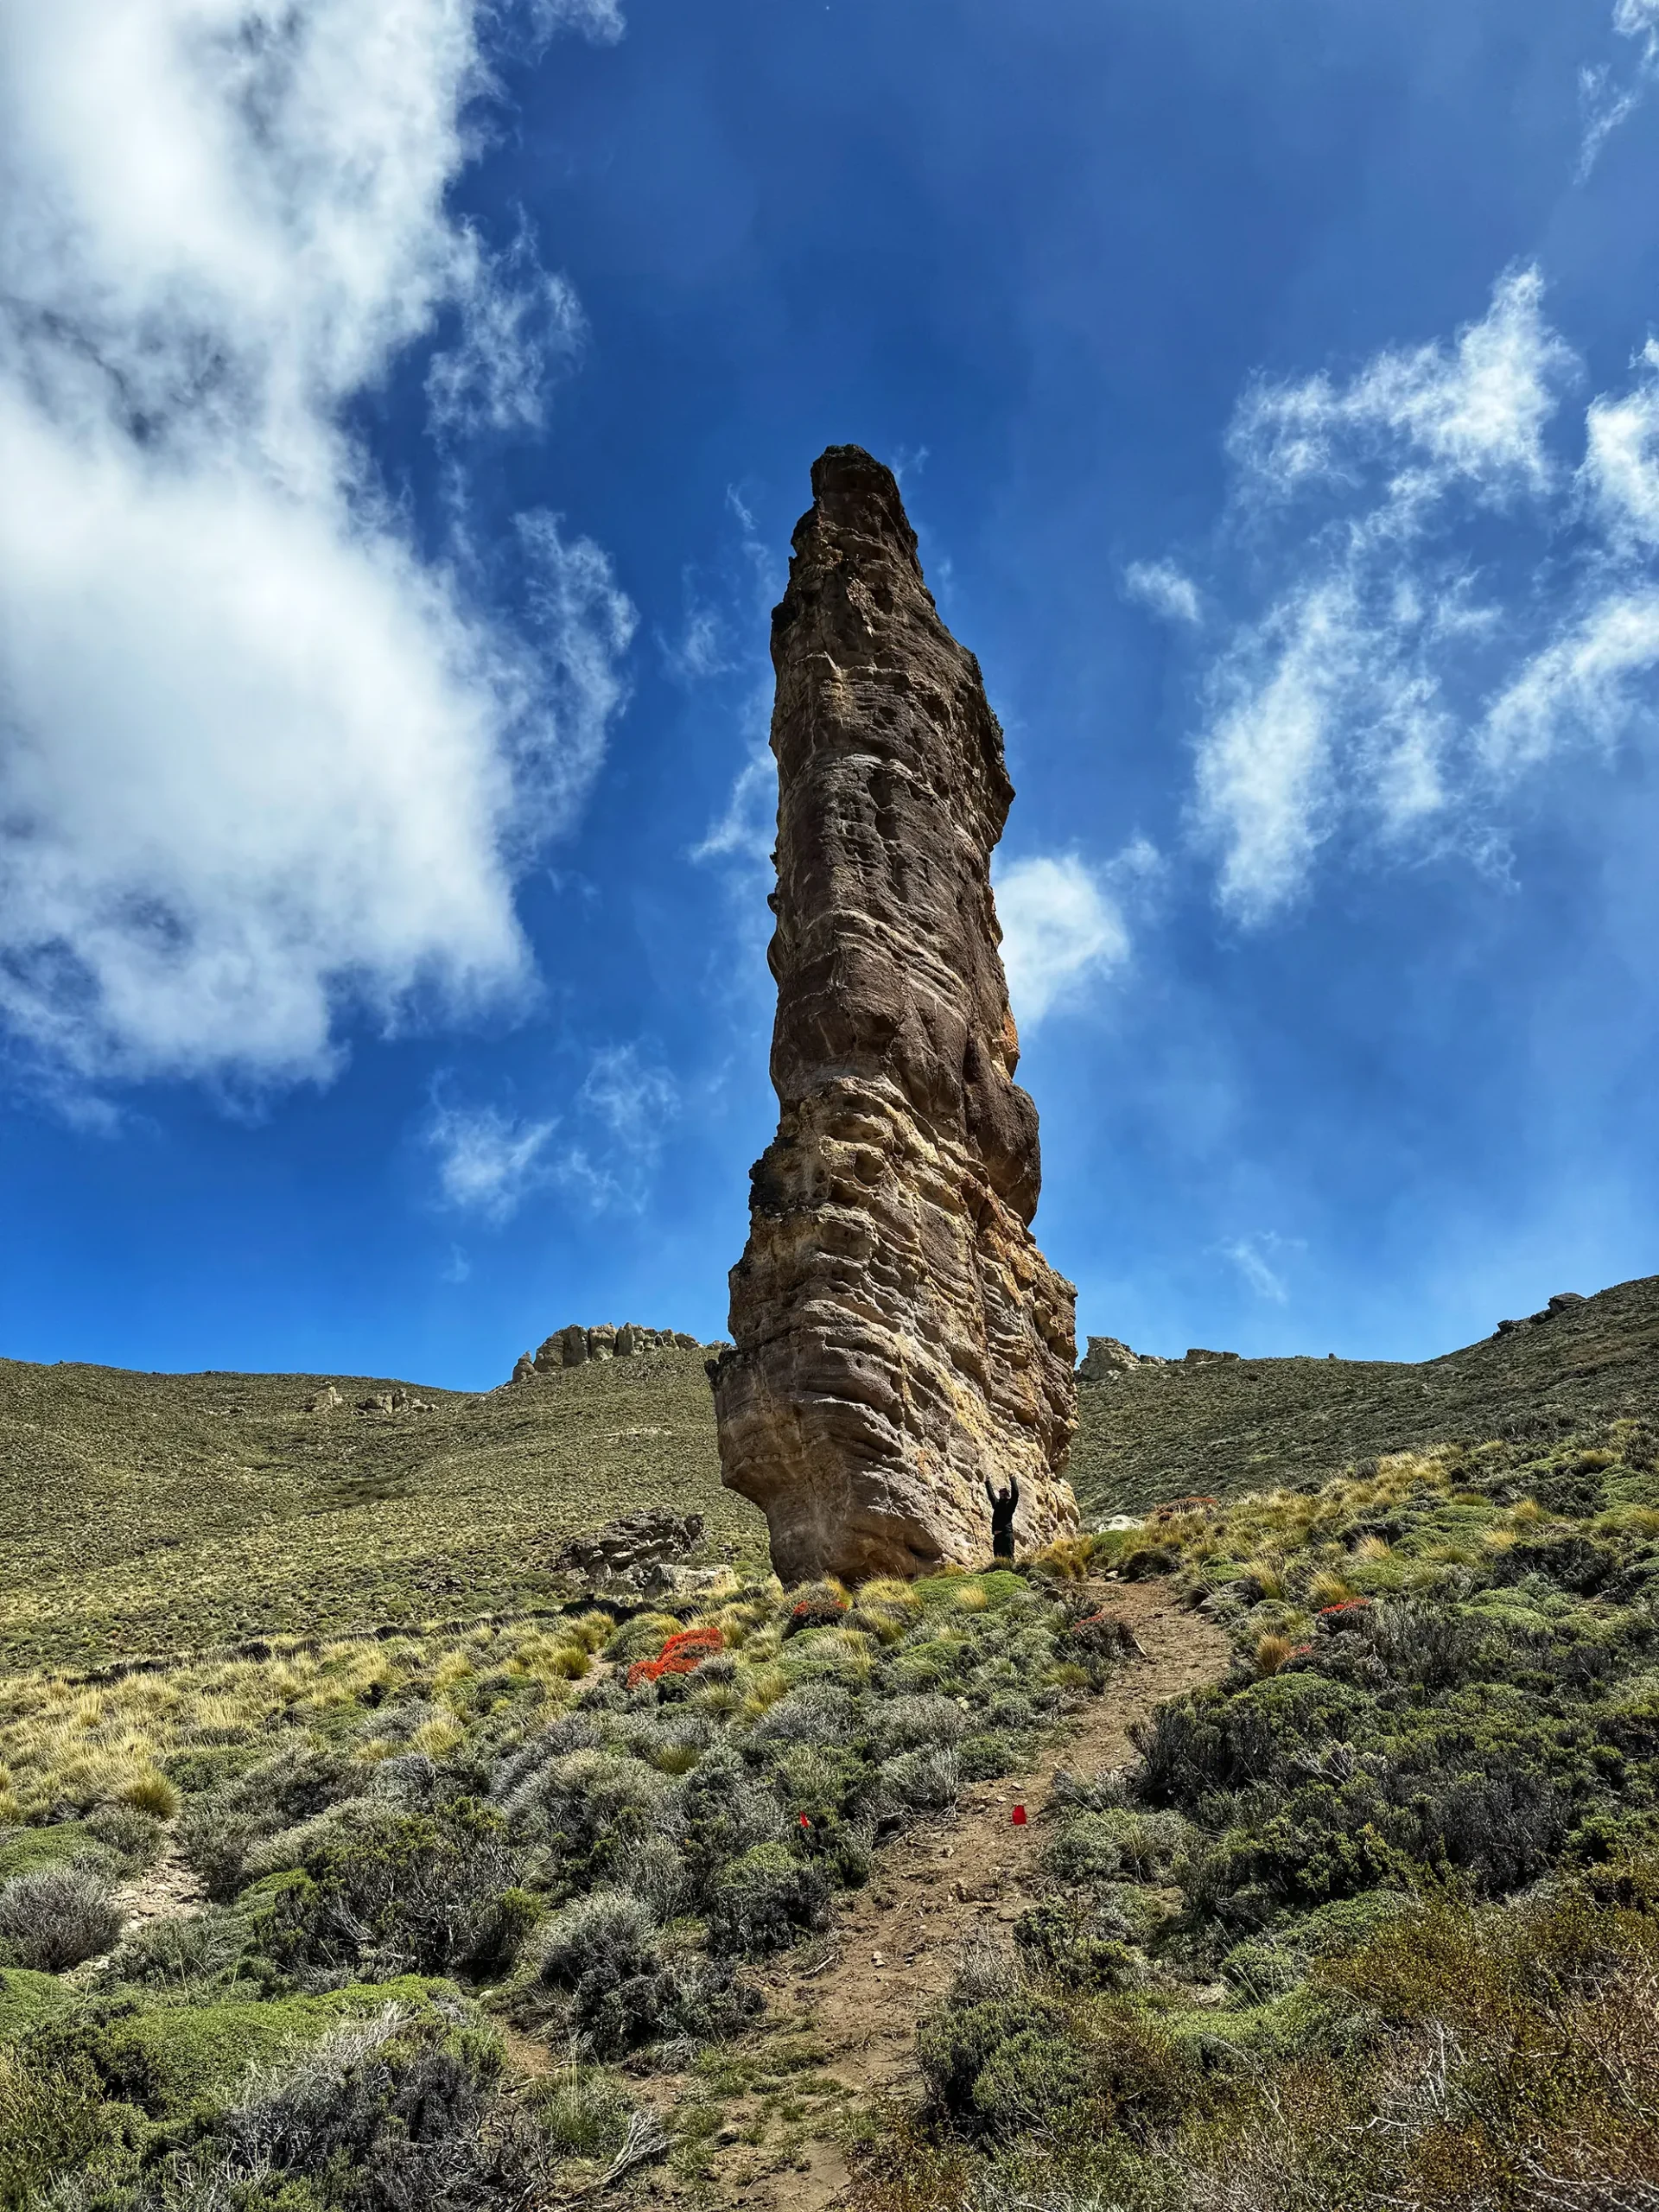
712,445 -> 1079,1582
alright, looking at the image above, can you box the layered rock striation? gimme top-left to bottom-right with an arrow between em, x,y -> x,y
711,445 -> 1079,1582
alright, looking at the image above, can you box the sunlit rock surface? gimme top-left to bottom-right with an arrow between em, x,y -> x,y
712,445 -> 1078,1581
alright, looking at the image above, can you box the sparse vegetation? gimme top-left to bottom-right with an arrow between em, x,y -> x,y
0,1548 -> 1110,2206
855,1418 -> 1659,2211
0,1349 -> 766,1669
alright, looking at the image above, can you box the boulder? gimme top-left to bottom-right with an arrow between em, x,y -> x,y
555,1509 -> 706,1591
587,1325 -> 617,1362
710,446 -> 1079,1583
304,1385 -> 343,1413
510,1354 -> 536,1386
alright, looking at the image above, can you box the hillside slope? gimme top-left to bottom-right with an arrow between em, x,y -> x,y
0,1351 -> 766,1669
1069,1270 -> 1659,1516
4,1274 -> 1656,1667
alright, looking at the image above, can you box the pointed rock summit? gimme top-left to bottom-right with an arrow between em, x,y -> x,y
711,446 -> 1079,1581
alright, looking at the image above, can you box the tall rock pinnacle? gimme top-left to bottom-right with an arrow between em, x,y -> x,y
711,446 -> 1079,1582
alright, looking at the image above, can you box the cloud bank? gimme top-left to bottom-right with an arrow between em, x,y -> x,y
0,0 -> 632,1090
1178,267 -> 1659,922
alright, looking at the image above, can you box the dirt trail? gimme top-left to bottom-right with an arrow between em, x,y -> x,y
654,1581 -> 1230,2209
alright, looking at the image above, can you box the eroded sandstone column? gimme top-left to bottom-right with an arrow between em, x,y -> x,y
711,446 -> 1079,1583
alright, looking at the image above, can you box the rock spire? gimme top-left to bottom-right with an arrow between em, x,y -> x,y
711,445 -> 1079,1582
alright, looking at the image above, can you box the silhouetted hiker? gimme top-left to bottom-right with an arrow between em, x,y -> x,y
986,1473 -> 1020,1561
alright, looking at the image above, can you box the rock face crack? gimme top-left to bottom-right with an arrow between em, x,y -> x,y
711,445 -> 1079,1582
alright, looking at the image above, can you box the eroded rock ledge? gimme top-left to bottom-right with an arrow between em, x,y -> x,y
712,445 -> 1078,1582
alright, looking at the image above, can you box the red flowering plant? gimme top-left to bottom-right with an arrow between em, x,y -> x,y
626,1623 -> 723,1690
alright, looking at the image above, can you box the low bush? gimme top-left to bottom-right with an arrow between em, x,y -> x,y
534,1887 -> 757,2056
0,1862 -> 123,1971
705,1841 -> 832,1957
245,1796 -> 530,1982
880,1746 -> 962,1812
1040,1808 -> 1187,1888
182,2001 -> 561,2209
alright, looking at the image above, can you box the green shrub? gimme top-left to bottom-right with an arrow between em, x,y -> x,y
918,1987 -> 1071,2132
0,2044 -> 123,2208
534,1888 -> 757,2056
1041,1808 -> 1187,1888
959,1731 -> 1021,1781
531,2059 -> 634,2159
178,1743 -> 361,1902
175,2000 -> 561,2208
105,1904 -> 251,1993
705,1842 -> 831,1957
1012,1898 -> 1145,1991
85,1801 -> 166,1872
245,1797 -> 528,1980
880,1747 -> 961,1812
868,1694 -> 969,1757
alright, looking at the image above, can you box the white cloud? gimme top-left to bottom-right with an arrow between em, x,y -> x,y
1179,267 -> 1659,920
429,1101 -> 557,1222
0,0 -> 632,1090
1229,267 -> 1570,505
1124,560 -> 1202,626
427,225 -> 587,437
529,0 -> 626,41
995,847 -> 1154,1026
690,487 -> 786,879
559,1043 -> 680,1211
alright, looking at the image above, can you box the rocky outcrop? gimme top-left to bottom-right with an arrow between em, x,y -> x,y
554,1509 -> 706,1593
711,445 -> 1079,1583
506,1325 -> 703,1385
1078,1336 -> 1162,1382
1495,1292 -> 1587,1338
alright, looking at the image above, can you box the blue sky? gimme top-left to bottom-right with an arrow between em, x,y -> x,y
3,0 -> 1659,1385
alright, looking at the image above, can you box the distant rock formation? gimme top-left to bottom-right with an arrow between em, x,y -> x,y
1078,1336 -> 1166,1381
506,1325 -> 704,1385
354,1387 -> 434,1414
1077,1337 -> 1240,1382
710,445 -> 1079,1583
1495,1292 -> 1587,1338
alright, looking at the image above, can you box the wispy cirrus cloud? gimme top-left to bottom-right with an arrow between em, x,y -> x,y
1123,559 -> 1203,626
428,1042 -> 678,1224
690,487 -> 786,880
1580,0 -> 1659,175
1157,265 -> 1659,923
1217,1232 -> 1303,1306
429,1101 -> 559,1224
0,0 -> 631,1096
